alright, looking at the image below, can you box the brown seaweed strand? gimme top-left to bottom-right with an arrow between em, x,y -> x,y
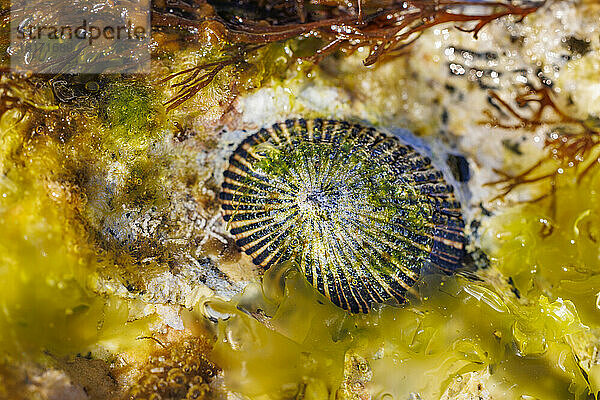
161,45 -> 264,112
155,1 -> 544,110
152,1 -> 544,65
219,1 -> 543,66
363,1 -> 542,65
483,84 -> 600,200
484,159 -> 555,202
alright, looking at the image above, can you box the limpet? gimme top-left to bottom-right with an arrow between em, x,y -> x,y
220,119 -> 465,313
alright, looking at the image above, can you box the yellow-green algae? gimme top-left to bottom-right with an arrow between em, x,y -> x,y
206,170 -> 600,399
161,27 -> 319,130
208,260 -> 592,398
0,28 -> 289,369
0,78 -> 164,365
2,73 -> 600,399
99,79 -> 166,151
1,9 -> 600,399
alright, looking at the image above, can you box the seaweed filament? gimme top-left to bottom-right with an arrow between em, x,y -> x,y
160,44 -> 265,112
157,0 -> 545,110
483,83 -> 600,202
216,0 -> 545,66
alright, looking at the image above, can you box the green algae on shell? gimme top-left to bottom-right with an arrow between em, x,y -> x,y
219,119 -> 466,313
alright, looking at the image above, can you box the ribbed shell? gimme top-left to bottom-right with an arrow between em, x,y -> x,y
220,119 -> 465,313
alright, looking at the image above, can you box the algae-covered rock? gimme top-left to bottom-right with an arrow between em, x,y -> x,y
1,0 -> 600,399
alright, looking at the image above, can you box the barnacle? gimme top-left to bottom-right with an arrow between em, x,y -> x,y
220,118 -> 465,313
120,336 -> 220,400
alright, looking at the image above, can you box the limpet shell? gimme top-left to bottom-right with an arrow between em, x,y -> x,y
220,119 -> 465,313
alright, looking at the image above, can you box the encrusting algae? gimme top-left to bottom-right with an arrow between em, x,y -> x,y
1,0 -> 600,399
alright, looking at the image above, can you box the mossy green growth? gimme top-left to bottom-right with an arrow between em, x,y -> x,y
243,38 -> 322,89
0,160 -> 157,361
100,78 -> 165,151
0,93 -> 161,362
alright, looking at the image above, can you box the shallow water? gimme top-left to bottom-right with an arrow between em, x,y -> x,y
1,0 -> 600,399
